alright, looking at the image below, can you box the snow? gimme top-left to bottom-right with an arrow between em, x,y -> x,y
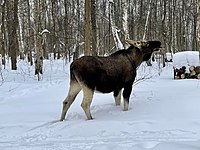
40,29 -> 50,35
173,51 -> 200,69
0,59 -> 200,150
109,0 -> 114,3
166,53 -> 172,61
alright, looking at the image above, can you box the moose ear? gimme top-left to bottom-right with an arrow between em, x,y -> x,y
126,40 -> 147,49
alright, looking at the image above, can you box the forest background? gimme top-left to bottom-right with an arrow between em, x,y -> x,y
1,0 -> 200,75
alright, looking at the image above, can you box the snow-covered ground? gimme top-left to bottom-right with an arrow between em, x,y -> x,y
0,59 -> 200,150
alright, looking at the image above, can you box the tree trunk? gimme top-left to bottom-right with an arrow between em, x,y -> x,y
109,0 -> 124,50
73,0 -> 81,60
144,0 -> 152,66
84,0 -> 91,55
27,0 -> 33,65
64,0 -> 69,61
161,0 -> 166,67
41,0 -> 48,59
51,0 -> 57,59
0,1 -> 6,67
91,0 -> 97,56
7,0 -> 19,70
197,0 -> 200,61
34,0 -> 43,80
122,0 -> 130,49
143,0 -> 151,40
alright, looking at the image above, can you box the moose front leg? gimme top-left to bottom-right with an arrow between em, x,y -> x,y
123,84 -> 133,111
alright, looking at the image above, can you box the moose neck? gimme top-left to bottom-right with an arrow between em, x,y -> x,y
126,47 -> 144,68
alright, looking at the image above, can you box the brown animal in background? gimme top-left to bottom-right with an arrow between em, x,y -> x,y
60,40 -> 161,121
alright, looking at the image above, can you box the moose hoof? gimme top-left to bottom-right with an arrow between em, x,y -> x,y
123,108 -> 128,111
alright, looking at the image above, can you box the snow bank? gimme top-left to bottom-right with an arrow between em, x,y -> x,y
173,51 -> 200,69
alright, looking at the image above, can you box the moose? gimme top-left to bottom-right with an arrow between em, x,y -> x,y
60,40 -> 161,121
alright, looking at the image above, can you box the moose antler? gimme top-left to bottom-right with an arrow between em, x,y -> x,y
126,40 -> 147,49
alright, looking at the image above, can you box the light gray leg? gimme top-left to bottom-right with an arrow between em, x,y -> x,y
123,84 -> 132,111
60,82 -> 81,121
124,98 -> 129,111
81,86 -> 94,120
114,90 -> 122,106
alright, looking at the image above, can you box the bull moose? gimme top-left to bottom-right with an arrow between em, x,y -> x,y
60,40 -> 161,121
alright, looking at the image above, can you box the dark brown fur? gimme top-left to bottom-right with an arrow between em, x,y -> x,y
60,40 -> 161,121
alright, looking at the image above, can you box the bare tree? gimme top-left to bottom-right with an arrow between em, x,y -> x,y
41,0 -> 48,59
6,0 -> 19,70
122,0 -> 130,48
26,0 -> 33,65
109,0 -> 124,50
143,0 -> 152,40
91,0 -> 97,56
161,0 -> 167,67
197,0 -> 200,60
84,0 -> 91,55
34,0 -> 43,80
0,1 -> 6,67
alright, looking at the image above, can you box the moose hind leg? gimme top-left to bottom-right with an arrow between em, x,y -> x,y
81,86 -> 94,120
113,89 -> 122,106
60,82 -> 81,121
123,85 -> 133,111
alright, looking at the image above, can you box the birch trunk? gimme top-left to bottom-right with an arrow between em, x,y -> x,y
143,0 -> 152,66
109,0 -> 124,50
122,0 -> 129,49
143,0 -> 152,40
18,12 -> 25,59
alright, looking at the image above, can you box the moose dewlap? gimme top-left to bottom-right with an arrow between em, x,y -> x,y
60,40 -> 161,121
